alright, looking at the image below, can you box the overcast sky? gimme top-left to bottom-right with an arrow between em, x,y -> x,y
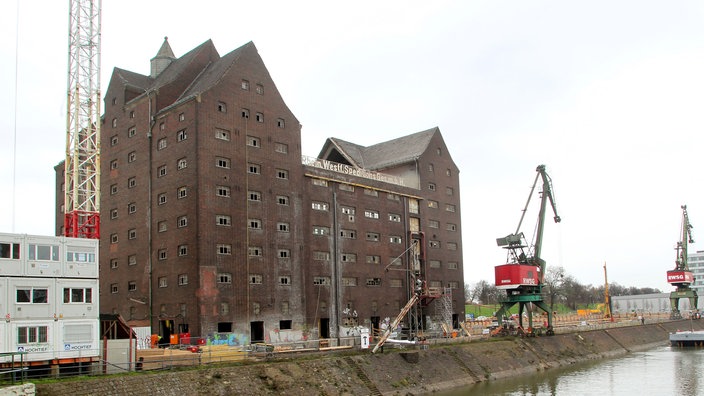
3,1 -> 704,292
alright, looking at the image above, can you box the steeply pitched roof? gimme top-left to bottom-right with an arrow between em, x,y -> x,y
152,36 -> 176,60
321,127 -> 439,170
181,41 -> 256,98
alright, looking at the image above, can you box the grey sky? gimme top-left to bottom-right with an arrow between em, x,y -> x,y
3,1 -> 703,291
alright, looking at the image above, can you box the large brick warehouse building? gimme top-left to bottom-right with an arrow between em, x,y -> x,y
61,38 -> 465,343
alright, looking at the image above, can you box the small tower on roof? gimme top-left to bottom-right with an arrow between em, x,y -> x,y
151,36 -> 176,78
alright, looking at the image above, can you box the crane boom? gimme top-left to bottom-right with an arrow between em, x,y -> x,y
494,164 -> 561,336
64,0 -> 102,239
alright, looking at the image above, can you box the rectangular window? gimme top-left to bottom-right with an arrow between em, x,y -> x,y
313,226 -> 330,235
366,232 -> 380,242
250,274 -> 263,284
177,158 -> 187,170
110,234 -> 118,244
279,276 -> 291,286
158,165 -> 166,177
216,215 -> 232,226
342,277 -> 357,287
128,282 -> 136,292
128,127 -> 136,137
446,187 -> 454,196
241,108 -> 250,118
339,184 -> 354,192
178,216 -> 187,228
241,80 -> 249,90
128,203 -> 136,214
17,326 -> 48,344
277,195 -> 290,205
248,219 -> 262,229
248,247 -> 262,257
276,118 -> 285,128
278,249 -> 290,259
158,138 -> 167,150
276,169 -> 289,179
16,288 -> 48,304
311,202 -> 329,211
110,283 -> 118,293
313,251 -> 330,261
217,102 -> 227,113
110,184 -> 118,194
429,240 -> 440,249
28,244 -> 59,261
158,277 -> 167,288
110,258 -> 118,269
389,236 -> 402,244
128,151 -> 136,163
429,260 -> 441,269
215,129 -> 230,141
363,189 -> 378,197
217,244 -> 232,255
446,223 -> 457,231
389,279 -> 402,288
158,249 -> 167,260
110,209 -> 118,219
128,255 -> 136,265
366,278 -> 382,287
179,245 -> 188,256
216,157 -> 231,169
248,163 -> 260,174
247,136 -> 260,147
274,142 -> 288,153
158,193 -> 167,205
158,221 -> 167,232
363,256 -> 380,266
388,213 -> 401,222
128,177 -> 136,188
256,84 -> 264,94
110,135 -> 118,146
447,242 -> 458,250
447,262 -> 459,270
178,186 -> 187,199
128,229 -> 136,240
364,210 -> 379,219
341,253 -> 356,262
341,206 -> 355,215
340,229 -> 356,239
278,222 -> 290,232
387,193 -> 400,201
428,183 -> 436,191
217,186 -> 231,197
255,112 -> 264,123
428,200 -> 439,208
313,277 -> 331,285
178,274 -> 188,285
445,204 -> 456,212
428,220 -> 439,228
248,190 -> 261,201
408,198 -> 419,214
218,273 -> 232,283
312,179 -> 328,187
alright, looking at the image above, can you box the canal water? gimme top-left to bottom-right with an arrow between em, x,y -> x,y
437,345 -> 704,395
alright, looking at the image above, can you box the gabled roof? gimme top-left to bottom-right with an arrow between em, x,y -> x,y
151,39 -> 219,90
112,67 -> 152,92
181,41 -> 256,98
320,127 -> 439,170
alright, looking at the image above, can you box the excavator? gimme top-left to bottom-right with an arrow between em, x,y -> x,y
667,205 -> 698,320
493,165 -> 561,336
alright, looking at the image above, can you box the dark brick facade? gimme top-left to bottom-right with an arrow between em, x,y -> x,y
78,38 -> 464,340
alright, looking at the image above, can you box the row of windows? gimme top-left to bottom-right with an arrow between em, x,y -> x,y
426,162 -> 453,177
15,287 -> 93,304
426,182 -> 455,196
1,243 -> 95,263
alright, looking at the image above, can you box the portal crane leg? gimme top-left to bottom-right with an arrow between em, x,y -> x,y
670,289 -> 699,320
495,298 -> 554,336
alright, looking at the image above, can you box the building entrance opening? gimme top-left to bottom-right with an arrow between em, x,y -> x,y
370,316 -> 380,335
159,319 -> 174,346
319,317 -> 330,339
217,322 -> 232,333
250,321 -> 264,343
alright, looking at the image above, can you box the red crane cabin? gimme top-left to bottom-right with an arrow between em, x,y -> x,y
667,270 -> 694,285
495,264 -> 541,290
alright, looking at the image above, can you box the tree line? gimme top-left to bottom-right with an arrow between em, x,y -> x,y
465,266 -> 661,311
